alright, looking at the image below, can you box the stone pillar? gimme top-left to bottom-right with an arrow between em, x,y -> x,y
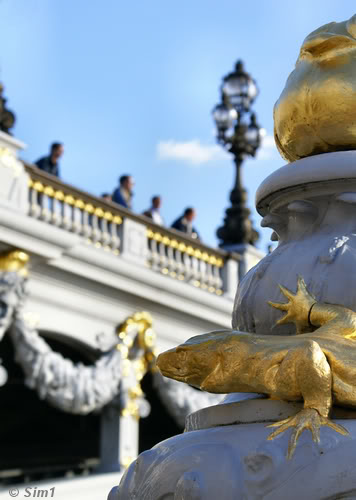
221,256 -> 239,300
108,151 -> 356,499
222,242 -> 265,280
99,360 -> 141,473
0,131 -> 28,213
111,398 -> 356,499
98,404 -> 139,473
119,218 -> 148,266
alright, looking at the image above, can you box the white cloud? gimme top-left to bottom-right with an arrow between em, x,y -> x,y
157,139 -> 228,166
156,134 -> 279,166
257,134 -> 279,160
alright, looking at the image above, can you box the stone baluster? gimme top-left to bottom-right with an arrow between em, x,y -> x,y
51,195 -> 63,227
213,263 -> 224,294
190,255 -> 201,285
98,217 -> 110,248
149,239 -> 161,271
166,245 -> 177,277
108,217 -> 122,254
71,204 -> 83,234
82,206 -> 93,239
158,241 -> 169,274
61,195 -> 74,231
182,252 -> 193,282
38,186 -> 53,223
205,262 -> 215,290
221,256 -> 238,299
90,213 -> 101,246
198,259 -> 207,288
29,184 -> 41,219
174,248 -> 185,280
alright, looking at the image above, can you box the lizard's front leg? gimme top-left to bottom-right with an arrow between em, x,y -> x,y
267,340 -> 348,459
269,275 -> 356,338
268,276 -> 316,334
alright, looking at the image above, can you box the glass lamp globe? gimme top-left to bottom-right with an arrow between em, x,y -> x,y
212,104 -> 237,130
222,61 -> 259,110
245,113 -> 261,148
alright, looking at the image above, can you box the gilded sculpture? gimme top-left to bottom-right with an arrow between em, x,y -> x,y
157,14 -> 356,459
157,277 -> 356,458
274,14 -> 356,162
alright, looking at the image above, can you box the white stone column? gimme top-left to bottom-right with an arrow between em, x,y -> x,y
98,362 -> 140,472
119,218 -> 148,266
0,131 -> 28,213
98,404 -> 139,473
221,256 -> 239,300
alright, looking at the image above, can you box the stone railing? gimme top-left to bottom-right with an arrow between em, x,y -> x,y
24,163 -> 240,298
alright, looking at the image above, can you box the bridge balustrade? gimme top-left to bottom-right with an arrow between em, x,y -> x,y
25,164 -> 240,298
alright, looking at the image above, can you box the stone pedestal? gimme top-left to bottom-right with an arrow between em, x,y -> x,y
0,131 -> 28,213
108,151 -> 356,499
110,398 -> 356,499
234,151 -> 356,335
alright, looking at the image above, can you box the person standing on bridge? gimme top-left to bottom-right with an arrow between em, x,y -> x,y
171,207 -> 200,240
112,175 -> 134,209
143,195 -> 164,225
35,142 -> 64,177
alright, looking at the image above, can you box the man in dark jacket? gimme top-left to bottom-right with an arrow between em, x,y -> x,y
112,175 -> 134,209
35,143 -> 64,177
171,207 -> 200,240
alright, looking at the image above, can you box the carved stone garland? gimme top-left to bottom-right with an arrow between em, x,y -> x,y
0,254 -> 223,422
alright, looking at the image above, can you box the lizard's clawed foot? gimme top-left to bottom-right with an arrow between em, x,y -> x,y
268,276 -> 316,334
266,408 -> 349,459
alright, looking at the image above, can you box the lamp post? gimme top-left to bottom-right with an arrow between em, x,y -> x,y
212,60 -> 264,248
0,83 -> 15,134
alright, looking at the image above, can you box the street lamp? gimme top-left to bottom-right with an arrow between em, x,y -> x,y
213,60 -> 264,247
0,83 -> 15,134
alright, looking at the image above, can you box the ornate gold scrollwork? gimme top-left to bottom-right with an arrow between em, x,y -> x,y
116,312 -> 157,420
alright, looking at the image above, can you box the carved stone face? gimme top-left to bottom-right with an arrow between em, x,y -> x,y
274,14 -> 356,162
0,273 -> 25,341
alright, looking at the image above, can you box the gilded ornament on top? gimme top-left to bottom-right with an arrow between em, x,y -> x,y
274,14 -> 356,162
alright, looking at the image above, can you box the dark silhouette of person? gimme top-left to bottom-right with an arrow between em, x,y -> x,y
35,142 -> 64,177
171,207 -> 200,240
112,175 -> 134,209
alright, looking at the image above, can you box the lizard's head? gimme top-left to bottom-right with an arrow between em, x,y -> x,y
156,330 -> 232,388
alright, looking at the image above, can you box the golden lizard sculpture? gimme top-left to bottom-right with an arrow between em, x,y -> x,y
157,277 -> 355,459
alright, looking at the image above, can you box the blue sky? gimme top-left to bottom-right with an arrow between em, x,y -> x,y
0,1 -> 355,250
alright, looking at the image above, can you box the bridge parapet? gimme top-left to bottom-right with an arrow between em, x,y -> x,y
25,163 -> 239,298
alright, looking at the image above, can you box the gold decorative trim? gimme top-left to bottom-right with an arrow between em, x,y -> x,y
121,456 -> 134,469
147,229 -> 225,267
33,181 -> 44,193
116,312 -> 157,420
43,186 -> 54,196
54,190 -> 64,201
0,249 -> 29,277
64,195 -> 75,205
28,175 -> 123,225
75,199 -> 85,209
